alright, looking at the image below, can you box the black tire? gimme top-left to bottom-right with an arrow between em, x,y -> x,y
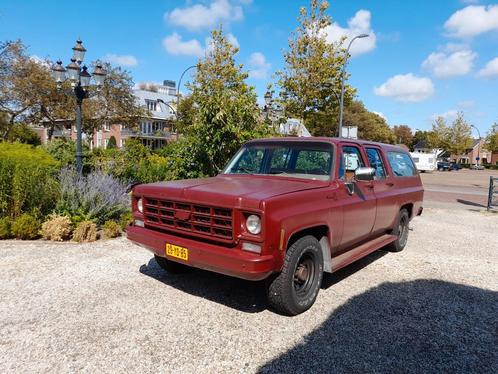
387,209 -> 410,252
266,235 -> 323,316
154,254 -> 191,273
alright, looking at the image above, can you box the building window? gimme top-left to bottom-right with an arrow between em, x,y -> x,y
145,100 -> 157,112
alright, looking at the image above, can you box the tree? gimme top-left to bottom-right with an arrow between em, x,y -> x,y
485,122 -> 498,152
427,116 -> 451,150
173,27 -> 271,177
343,100 -> 396,143
393,125 -> 413,146
411,130 -> 432,150
447,112 -> 473,156
277,0 -> 354,136
0,39 -> 145,140
7,123 -> 41,145
107,136 -> 117,149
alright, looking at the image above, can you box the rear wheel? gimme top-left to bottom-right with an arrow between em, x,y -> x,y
387,209 -> 410,252
154,255 -> 191,273
266,235 -> 323,316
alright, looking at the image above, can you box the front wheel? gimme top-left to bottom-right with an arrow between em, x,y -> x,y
387,209 -> 410,252
266,235 -> 323,315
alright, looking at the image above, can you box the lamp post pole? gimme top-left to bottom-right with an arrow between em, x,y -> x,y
338,34 -> 369,138
177,65 -> 196,112
471,124 -> 481,165
51,40 -> 107,173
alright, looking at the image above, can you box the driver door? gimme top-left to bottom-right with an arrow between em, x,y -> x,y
336,144 -> 377,250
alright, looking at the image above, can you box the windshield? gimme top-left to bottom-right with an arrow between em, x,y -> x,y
223,142 -> 333,181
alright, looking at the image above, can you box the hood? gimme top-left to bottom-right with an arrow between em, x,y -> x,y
133,175 -> 327,209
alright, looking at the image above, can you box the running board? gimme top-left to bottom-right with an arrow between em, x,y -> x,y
332,234 -> 397,272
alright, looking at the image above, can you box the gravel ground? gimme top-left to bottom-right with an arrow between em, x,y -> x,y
1,207 -> 497,373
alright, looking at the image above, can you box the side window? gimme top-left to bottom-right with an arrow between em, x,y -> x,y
339,145 -> 365,179
387,151 -> 417,177
366,148 -> 387,179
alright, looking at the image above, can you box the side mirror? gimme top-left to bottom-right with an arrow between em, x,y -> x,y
355,167 -> 376,181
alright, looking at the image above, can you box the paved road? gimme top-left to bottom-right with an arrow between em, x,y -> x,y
1,207 -> 497,373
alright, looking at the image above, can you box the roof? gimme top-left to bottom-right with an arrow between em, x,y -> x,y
246,137 -> 408,151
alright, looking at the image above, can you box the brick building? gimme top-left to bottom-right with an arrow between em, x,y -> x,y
34,80 -> 178,150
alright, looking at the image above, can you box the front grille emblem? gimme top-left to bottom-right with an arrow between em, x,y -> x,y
175,210 -> 191,221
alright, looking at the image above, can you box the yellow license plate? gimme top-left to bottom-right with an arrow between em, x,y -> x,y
165,243 -> 189,261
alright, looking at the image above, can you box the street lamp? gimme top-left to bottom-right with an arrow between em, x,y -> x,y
338,33 -> 369,138
471,124 -> 481,166
264,90 -> 273,120
51,39 -> 107,173
177,65 -> 196,112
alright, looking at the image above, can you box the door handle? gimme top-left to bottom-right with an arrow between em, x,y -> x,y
386,182 -> 395,187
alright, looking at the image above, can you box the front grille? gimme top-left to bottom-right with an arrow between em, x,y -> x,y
143,197 -> 233,241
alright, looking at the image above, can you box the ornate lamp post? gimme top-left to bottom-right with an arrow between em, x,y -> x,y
51,39 -> 107,173
338,34 -> 369,138
264,90 -> 273,121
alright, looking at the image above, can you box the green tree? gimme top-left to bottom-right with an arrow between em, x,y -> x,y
7,123 -> 41,145
427,116 -> 451,150
393,125 -> 413,146
107,135 -> 117,149
277,0 -> 353,136
176,27 -> 271,177
411,130 -> 432,150
485,122 -> 498,152
343,100 -> 396,143
447,112 -> 473,156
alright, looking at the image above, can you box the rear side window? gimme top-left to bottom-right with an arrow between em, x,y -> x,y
366,148 -> 387,179
339,146 -> 365,179
387,151 -> 417,177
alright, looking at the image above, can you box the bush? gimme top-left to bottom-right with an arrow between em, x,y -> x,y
0,142 -> 59,218
57,167 -> 129,225
11,213 -> 41,240
103,220 -> 121,239
72,221 -> 97,243
8,123 -> 41,145
119,211 -> 133,230
0,217 -> 12,239
41,215 -> 72,241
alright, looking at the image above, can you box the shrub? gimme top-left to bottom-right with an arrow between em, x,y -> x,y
11,213 -> 41,240
0,142 -> 59,218
57,167 -> 129,225
41,215 -> 72,241
103,220 -> 121,239
0,217 -> 12,239
8,123 -> 42,145
119,211 -> 134,230
72,221 -> 97,243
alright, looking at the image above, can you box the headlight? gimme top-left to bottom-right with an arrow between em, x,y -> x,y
246,214 -> 261,234
137,198 -> 143,213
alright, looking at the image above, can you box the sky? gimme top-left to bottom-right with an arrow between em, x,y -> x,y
1,0 -> 497,135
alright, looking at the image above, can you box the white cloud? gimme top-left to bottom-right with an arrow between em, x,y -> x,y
444,5 -> 498,38
374,73 -> 434,102
477,57 -> 498,78
322,10 -> 376,57
431,109 -> 459,122
227,33 -> 239,49
248,52 -> 271,80
163,33 -> 204,57
165,0 -> 244,31
422,45 -> 477,78
103,54 -> 138,67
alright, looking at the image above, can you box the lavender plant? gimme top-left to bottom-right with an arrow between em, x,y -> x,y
57,167 -> 130,225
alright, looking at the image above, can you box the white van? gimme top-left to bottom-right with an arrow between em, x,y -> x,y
410,152 -> 437,172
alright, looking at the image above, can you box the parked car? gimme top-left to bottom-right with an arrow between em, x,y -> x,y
437,161 -> 452,171
127,138 -> 424,315
470,164 -> 485,170
450,162 -> 462,170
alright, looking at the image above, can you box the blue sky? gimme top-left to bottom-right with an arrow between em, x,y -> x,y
1,0 -> 497,135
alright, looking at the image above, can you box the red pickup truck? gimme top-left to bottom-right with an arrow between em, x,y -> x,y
127,137 -> 423,315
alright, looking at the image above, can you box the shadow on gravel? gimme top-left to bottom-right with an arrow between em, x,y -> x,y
258,280 -> 498,374
139,258 -> 267,313
457,198 -> 487,208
